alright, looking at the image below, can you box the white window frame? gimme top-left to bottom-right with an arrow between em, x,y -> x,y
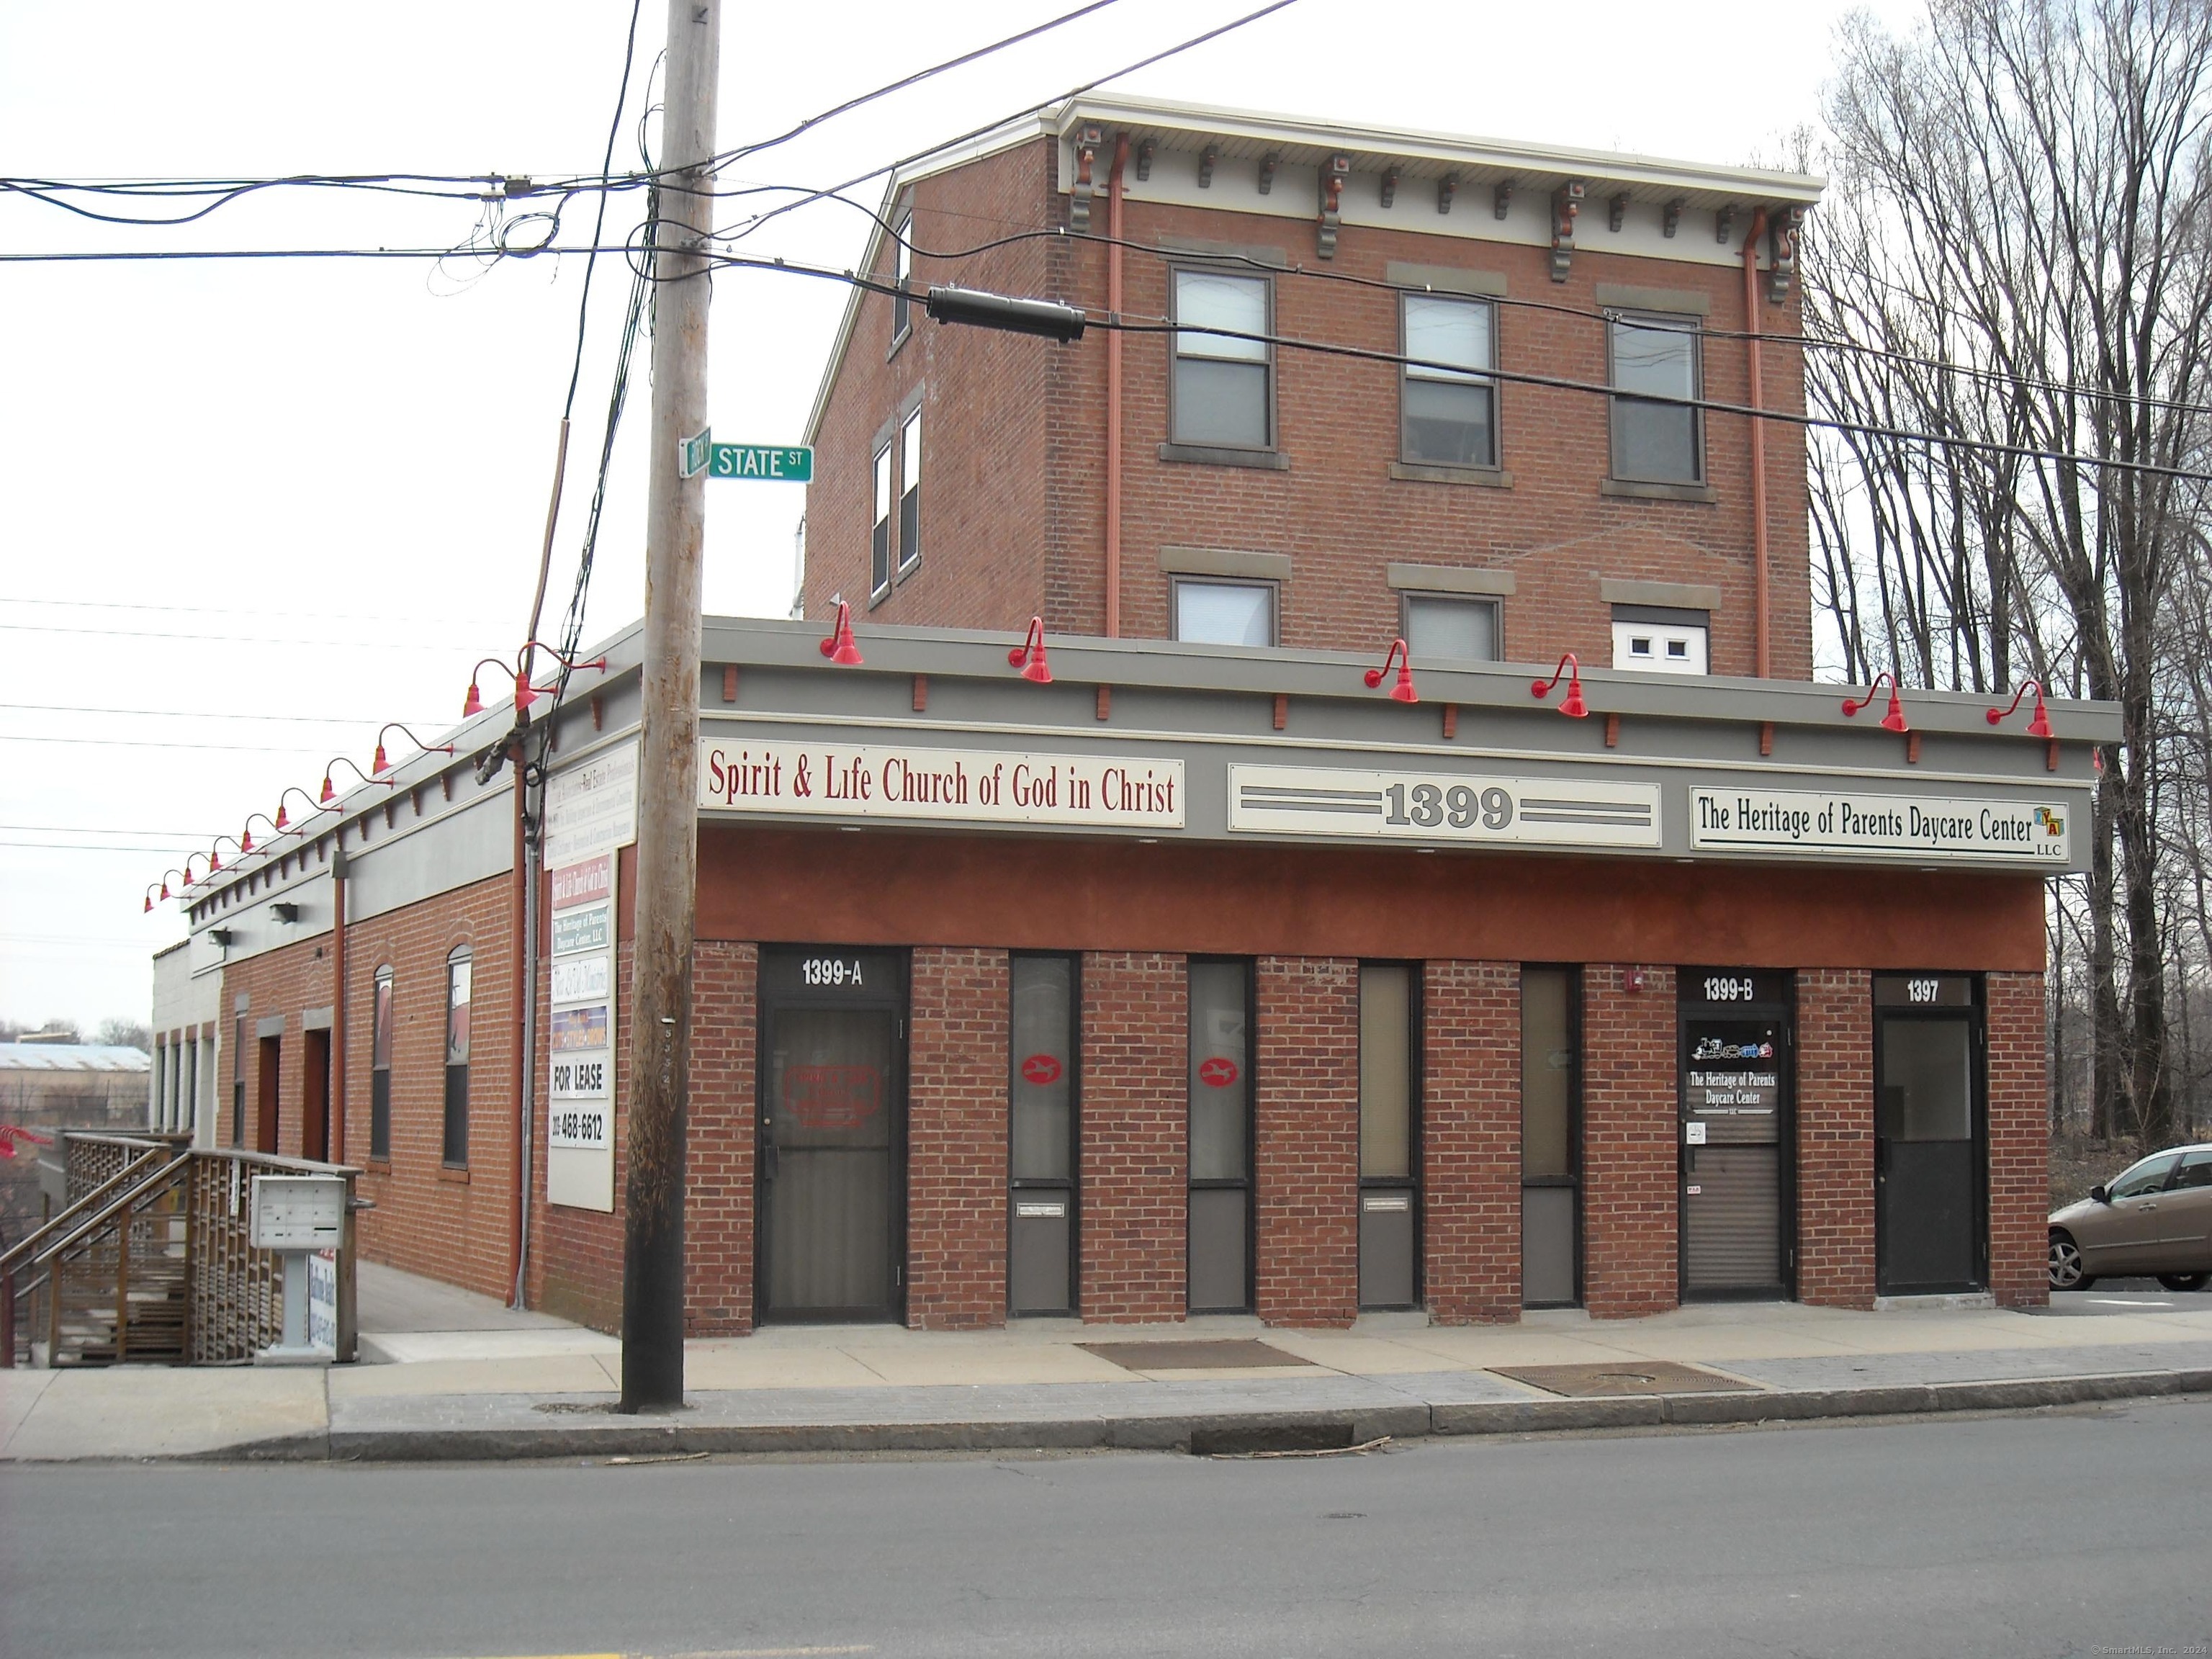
1401,591 -> 1503,663
1170,268 -> 1274,452
1399,294 -> 1498,470
1172,577 -> 1278,647
870,442 -> 894,601
1606,311 -> 1704,485
897,410 -> 922,578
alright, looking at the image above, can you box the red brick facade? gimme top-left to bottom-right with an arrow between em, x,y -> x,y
1987,971 -> 2049,1309
806,136 -> 1813,681
1254,956 -> 1359,1328
1581,963 -> 1680,1318
907,946 -> 1011,1330
1078,951 -> 1187,1321
1797,968 -> 1876,1308
1420,960 -> 1521,1322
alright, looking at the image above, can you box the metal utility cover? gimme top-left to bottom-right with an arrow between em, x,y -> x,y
1491,1360 -> 1759,1397
1080,1339 -> 1309,1371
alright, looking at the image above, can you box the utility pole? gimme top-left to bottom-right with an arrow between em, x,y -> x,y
621,0 -> 719,1413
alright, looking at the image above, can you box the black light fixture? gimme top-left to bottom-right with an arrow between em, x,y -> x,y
925,284 -> 1087,343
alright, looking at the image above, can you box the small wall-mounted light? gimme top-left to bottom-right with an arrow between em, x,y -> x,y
208,928 -> 235,948
819,599 -> 863,666
319,754 -> 389,805
1985,680 -> 2054,740
272,786 -> 321,832
1008,617 -> 1053,683
272,902 -> 301,924
1624,967 -> 1649,992
1532,652 -> 1589,718
1364,637 -> 1419,703
1843,670 -> 1909,734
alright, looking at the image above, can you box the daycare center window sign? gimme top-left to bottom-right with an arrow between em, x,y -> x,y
1689,787 -> 2071,865
696,739 -> 1184,830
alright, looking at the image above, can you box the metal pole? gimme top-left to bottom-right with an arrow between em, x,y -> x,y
330,850 -> 349,1163
621,0 -> 718,1413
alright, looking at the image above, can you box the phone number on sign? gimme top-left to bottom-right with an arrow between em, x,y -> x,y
548,1107 -> 608,1148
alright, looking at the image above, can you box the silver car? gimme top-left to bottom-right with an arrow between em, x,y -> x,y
2049,1142 -> 2212,1291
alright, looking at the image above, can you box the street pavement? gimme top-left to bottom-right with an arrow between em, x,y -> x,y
5,1393 -> 2209,1658
1,1263 -> 2209,1461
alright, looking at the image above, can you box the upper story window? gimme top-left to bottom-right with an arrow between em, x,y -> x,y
898,410 -> 922,576
1404,593 -> 1501,662
871,443 -> 894,599
1609,313 -> 1703,484
1610,605 -> 1709,673
891,215 -> 913,341
444,946 -> 472,1168
1172,270 -> 1272,450
1174,577 -> 1276,647
1401,295 -> 1497,469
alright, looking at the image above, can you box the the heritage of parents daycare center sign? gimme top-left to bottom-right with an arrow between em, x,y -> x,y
1689,787 -> 2072,865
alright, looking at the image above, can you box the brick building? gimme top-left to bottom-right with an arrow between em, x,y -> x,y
170,98 -> 2111,1339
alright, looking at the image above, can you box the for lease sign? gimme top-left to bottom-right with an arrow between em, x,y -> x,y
1689,787 -> 2072,864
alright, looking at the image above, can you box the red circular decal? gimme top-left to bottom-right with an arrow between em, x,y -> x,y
1020,1053 -> 1062,1085
1197,1056 -> 1239,1088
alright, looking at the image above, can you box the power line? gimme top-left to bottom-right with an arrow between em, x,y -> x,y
0,595 -> 511,628
712,0 -> 1305,243
0,824 -> 222,837
562,0 -> 648,423
0,702 -> 440,725
712,0 -> 1124,171
0,621 -> 485,649
703,249 -> 2212,485
0,840 -> 211,854
0,734 -> 331,753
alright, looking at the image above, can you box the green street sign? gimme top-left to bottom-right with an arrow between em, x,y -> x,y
679,427 -> 712,480
708,442 -> 813,482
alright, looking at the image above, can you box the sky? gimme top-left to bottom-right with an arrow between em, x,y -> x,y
0,0 -> 1925,1031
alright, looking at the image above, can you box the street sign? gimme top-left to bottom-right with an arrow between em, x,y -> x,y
679,427 -> 712,480
707,442 -> 813,482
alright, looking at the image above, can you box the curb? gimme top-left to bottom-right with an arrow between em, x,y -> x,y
306,1367 -> 2212,1464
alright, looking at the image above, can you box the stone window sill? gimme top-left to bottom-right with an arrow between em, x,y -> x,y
365,1158 -> 391,1176
1390,461 -> 1514,489
886,323 -> 912,361
1158,442 -> 1291,472
439,1164 -> 470,1184
1602,477 -> 1717,504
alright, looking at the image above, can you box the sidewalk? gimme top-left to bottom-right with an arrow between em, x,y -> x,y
5,1266 -> 2211,1462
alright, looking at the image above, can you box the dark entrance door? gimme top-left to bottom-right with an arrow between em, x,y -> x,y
757,948 -> 907,1322
302,1029 -> 331,1163
1680,969 -> 1794,1300
1875,974 -> 1986,1296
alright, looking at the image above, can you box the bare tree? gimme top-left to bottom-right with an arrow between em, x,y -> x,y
1807,0 -> 2212,1149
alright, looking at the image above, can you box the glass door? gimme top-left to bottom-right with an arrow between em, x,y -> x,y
1188,960 -> 1252,1314
1009,955 -> 1077,1316
757,948 -> 907,1322
1680,969 -> 1793,1300
1874,974 -> 1985,1296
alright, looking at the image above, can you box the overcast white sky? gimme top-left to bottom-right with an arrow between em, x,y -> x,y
0,0 -> 1923,1031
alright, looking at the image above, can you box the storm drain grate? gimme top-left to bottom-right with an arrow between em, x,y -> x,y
1079,1339 -> 1311,1372
1489,1360 -> 1761,1398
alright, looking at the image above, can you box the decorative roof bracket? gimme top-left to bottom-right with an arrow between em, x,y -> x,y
1609,192 -> 1629,232
1136,138 -> 1155,181
1069,123 -> 1102,232
1768,205 -> 1803,305
1198,143 -> 1218,189
1550,181 -> 1585,283
1257,151 -> 1280,195
1316,153 -> 1351,258
1380,166 -> 1399,209
1493,178 -> 1513,220
1438,173 -> 1459,215
1663,197 -> 1683,238
1716,204 -> 1737,246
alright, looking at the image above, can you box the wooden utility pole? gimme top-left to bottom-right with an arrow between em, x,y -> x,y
621,0 -> 719,1413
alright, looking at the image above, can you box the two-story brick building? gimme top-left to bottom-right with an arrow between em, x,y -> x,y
174,96 -> 2106,1340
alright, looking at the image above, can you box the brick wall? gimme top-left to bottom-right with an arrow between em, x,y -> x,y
1254,956 -> 1359,1327
907,946 -> 1010,1329
1420,960 -> 1520,1321
805,134 -> 1815,681
1583,963 -> 1678,1316
1987,971 -> 2049,1308
685,941 -> 757,1334
1797,968 -> 1874,1308
1079,950 -> 1186,1321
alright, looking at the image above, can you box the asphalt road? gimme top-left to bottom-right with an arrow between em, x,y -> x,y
6,1397 -> 2211,1659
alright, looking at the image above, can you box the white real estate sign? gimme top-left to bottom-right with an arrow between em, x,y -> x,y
1689,787 -> 2072,865
1226,765 -> 1661,849
546,850 -> 616,1210
698,738 -> 1184,828
544,739 -> 639,866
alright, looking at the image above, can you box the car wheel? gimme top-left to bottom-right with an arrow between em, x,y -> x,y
2156,1272 -> 2209,1293
2049,1231 -> 2095,1291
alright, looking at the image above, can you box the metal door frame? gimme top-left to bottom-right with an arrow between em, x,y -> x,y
1357,958 -> 1424,1313
1521,963 -> 1584,1310
1187,956 -> 1256,1316
752,945 -> 910,1325
1006,950 -> 1081,1318
1872,974 -> 1988,1297
1676,970 -> 1798,1303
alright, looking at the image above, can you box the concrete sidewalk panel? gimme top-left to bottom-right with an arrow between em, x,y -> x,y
7,1366 -> 327,1462
0,1370 -> 58,1455
330,1355 -> 619,1399
1430,1397 -> 1666,1436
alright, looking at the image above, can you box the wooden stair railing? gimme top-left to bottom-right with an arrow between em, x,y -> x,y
1,1142 -> 184,1369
